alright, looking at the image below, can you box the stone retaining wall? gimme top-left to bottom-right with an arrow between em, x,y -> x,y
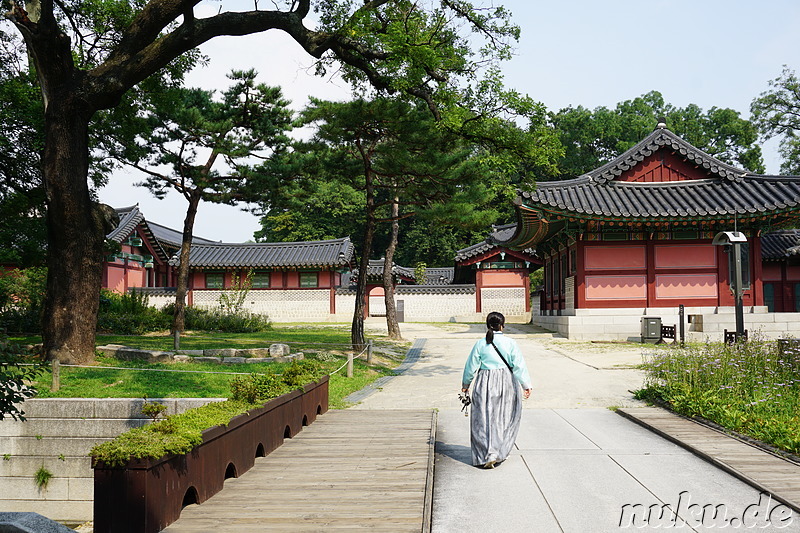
535,306 -> 800,341
0,398 -> 223,526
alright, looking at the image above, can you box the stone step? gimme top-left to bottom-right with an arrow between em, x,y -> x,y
2,499 -> 93,524
0,417 -> 149,438
17,397 -> 225,419
0,455 -> 92,478
0,475 -> 92,501
0,437 -> 113,457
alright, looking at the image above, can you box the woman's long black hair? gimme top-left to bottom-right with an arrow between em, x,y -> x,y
485,312 -> 505,343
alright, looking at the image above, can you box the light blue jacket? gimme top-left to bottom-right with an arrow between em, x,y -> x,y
462,331 -> 531,390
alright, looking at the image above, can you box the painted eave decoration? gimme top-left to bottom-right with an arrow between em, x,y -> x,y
497,126 -> 800,251
456,223 -> 539,263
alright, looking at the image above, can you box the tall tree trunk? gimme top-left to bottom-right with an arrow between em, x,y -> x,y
352,171 -> 375,351
383,195 -> 402,340
41,101 -> 106,364
172,192 -> 202,340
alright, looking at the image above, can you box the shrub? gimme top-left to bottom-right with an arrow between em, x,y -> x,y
0,267 -> 46,333
97,289 -> 171,334
162,304 -> 271,333
0,336 -> 47,421
230,373 -> 289,403
638,334 -> 800,454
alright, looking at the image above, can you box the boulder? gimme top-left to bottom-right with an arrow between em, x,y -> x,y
269,344 -> 290,357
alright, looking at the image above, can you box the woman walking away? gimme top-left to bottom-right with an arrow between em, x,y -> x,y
461,312 -> 532,469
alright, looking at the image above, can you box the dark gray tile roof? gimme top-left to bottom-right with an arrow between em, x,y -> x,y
396,284 -> 475,295
352,260 -> 454,284
761,230 -> 800,260
108,206 -> 170,262
107,205 -> 143,243
419,268 -> 455,285
147,220 -> 218,249
519,127 -> 800,219
585,126 -> 745,184
455,224 -> 534,261
171,237 -> 354,269
521,175 -> 800,219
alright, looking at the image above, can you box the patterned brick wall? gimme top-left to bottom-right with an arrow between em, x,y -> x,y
480,287 -> 527,317
398,293 -> 476,321
192,289 -> 331,322
565,276 -> 575,313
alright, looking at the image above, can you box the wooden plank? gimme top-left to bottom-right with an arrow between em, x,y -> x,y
618,407 -> 800,513
163,409 -> 436,532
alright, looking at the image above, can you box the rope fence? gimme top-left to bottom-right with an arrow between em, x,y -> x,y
37,339 -> 376,391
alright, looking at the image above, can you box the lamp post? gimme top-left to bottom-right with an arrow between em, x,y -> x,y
712,231 -> 748,341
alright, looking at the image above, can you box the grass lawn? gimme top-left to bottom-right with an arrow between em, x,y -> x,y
18,325 -> 409,409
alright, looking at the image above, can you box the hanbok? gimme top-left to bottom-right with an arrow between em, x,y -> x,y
462,332 -> 530,467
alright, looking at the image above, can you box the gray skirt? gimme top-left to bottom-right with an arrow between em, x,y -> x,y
470,368 -> 522,466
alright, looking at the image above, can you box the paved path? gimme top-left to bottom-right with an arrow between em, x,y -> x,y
355,321 -> 800,532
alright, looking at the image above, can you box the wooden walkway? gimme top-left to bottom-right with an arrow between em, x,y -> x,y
618,407 -> 800,512
162,409 -> 436,533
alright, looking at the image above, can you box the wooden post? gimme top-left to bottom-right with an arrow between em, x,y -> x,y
367,339 -> 373,364
51,359 -> 60,392
347,352 -> 354,378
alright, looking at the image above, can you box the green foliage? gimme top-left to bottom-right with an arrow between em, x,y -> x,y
0,267 -> 46,333
751,66 -> 800,174
229,373 -> 289,404
549,90 -> 764,179
33,465 -> 53,490
638,335 -> 800,454
97,289 -> 171,334
182,307 -> 272,334
91,360 -> 323,466
217,271 -> 253,314
89,399 -> 257,467
140,399 -> 168,421
0,335 -> 46,421
281,359 -> 322,388
413,263 -> 427,285
230,360 -> 321,403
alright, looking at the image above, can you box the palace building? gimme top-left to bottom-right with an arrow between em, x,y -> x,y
495,123 -> 800,340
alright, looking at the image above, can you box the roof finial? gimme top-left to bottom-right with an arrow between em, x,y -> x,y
656,116 -> 667,129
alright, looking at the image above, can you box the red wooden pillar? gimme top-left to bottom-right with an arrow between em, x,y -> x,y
475,269 -> 483,313
645,238 -> 656,308
751,236 -> 764,307
575,241 -> 587,310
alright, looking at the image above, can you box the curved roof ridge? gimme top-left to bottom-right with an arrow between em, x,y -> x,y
191,237 -> 353,247
583,127 -> 747,184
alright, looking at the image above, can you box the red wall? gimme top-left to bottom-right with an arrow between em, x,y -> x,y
550,237 -> 763,311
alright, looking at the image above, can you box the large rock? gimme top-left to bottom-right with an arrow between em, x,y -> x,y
269,344 -> 290,357
236,348 -> 271,357
203,348 -> 237,357
0,512 -> 73,532
96,345 -> 173,363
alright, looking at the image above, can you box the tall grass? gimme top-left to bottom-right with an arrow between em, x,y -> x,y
638,334 -> 800,454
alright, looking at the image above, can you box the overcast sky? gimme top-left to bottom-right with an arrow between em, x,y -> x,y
97,0 -> 800,242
